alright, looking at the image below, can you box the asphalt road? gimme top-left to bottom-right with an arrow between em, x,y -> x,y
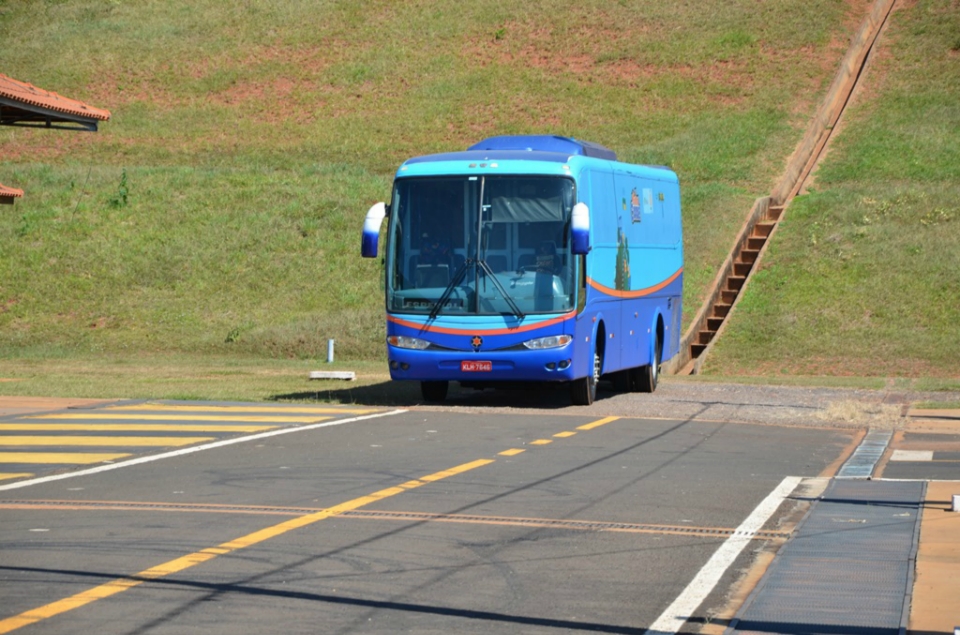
0,401 -> 858,635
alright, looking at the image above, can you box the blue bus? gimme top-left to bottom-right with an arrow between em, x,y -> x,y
361,135 -> 683,404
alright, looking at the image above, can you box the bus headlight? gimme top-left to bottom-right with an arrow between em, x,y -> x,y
522,334 -> 572,350
387,335 -> 431,350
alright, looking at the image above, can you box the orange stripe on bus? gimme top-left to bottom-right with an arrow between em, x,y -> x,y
387,311 -> 575,336
587,267 -> 682,299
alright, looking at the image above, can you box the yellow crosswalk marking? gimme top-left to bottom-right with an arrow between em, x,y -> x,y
0,473 -> 33,481
0,452 -> 130,464
26,413 -> 331,424
0,436 -> 215,447
106,404 -> 378,415
0,423 -> 276,433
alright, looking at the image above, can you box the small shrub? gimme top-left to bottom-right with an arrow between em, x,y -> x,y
109,169 -> 129,208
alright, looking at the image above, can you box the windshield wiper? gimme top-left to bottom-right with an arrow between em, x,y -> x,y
429,258 -> 526,321
429,258 -> 471,320
477,259 -> 525,320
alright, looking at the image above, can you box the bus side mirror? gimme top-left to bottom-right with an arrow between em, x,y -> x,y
361,202 -> 387,258
571,202 -> 591,255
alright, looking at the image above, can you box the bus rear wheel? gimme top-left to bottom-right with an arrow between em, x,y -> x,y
636,335 -> 662,393
421,380 -> 449,403
571,348 -> 601,406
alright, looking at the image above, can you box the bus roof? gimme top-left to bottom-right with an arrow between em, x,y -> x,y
404,150 -> 571,166
397,136 -> 676,181
467,135 -> 617,160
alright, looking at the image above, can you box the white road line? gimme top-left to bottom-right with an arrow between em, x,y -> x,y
645,475 -> 802,635
890,449 -> 933,462
0,409 -> 407,492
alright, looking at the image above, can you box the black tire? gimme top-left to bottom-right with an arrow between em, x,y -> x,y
637,335 -> 662,393
571,347 -> 601,405
421,380 -> 449,402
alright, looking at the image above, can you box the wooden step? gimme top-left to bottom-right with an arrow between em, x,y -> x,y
720,289 -> 738,304
712,303 -> 732,318
697,330 -> 714,345
739,249 -> 760,264
726,276 -> 746,291
707,316 -> 724,332
752,221 -> 775,238
734,261 -> 752,277
690,343 -> 707,358
766,205 -> 784,221
747,236 -> 766,251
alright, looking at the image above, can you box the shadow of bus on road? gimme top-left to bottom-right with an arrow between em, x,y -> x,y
269,379 -> 618,410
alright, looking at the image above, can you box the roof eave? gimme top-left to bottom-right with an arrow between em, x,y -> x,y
1,184 -> 25,205
0,97 -> 104,132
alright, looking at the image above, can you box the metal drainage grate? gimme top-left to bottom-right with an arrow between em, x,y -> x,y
0,500 -> 793,540
837,429 -> 892,479
727,479 -> 924,635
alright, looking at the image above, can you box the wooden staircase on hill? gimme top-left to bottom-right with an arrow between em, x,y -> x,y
662,0 -> 896,377
687,203 -> 784,363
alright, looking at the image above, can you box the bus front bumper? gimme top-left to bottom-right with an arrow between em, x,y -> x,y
387,345 -> 578,383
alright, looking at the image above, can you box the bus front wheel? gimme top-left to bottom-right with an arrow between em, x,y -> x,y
571,348 -> 601,406
421,381 -> 449,403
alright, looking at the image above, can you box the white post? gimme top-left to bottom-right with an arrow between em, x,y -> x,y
327,339 -> 335,364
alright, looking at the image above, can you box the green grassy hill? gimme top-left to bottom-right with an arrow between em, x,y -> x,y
1,0 -> 955,387
706,0 -> 960,380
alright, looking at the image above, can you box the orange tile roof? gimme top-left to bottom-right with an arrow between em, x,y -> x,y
0,73 -> 110,123
1,183 -> 25,203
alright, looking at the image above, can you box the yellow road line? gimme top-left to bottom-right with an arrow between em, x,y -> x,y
26,413 -> 331,424
0,424 -> 277,433
576,416 -> 620,431
0,436 -> 215,447
0,453 -> 130,464
106,404 -> 378,415
554,431 -> 577,438
530,439 -> 552,445
0,414 -> 622,631
499,448 -> 525,456
0,457 -> 495,635
417,459 -> 494,482
0,473 -> 33,481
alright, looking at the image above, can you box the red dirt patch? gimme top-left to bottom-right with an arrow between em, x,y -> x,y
0,128 -> 92,164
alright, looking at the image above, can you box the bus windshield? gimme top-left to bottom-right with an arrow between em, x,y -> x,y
386,175 -> 576,316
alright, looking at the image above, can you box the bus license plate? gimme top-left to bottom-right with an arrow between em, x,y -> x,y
461,360 -> 492,372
